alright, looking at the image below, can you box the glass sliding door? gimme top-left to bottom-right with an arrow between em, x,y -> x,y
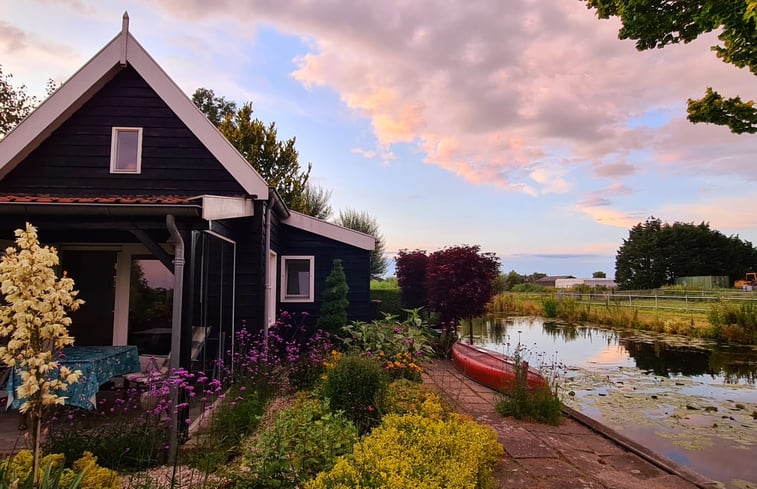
127,257 -> 174,356
193,231 -> 236,377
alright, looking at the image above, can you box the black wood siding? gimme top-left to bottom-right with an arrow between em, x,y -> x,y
275,224 -> 372,323
2,66 -> 246,197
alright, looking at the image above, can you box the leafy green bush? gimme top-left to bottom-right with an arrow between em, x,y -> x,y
339,309 -> 434,378
321,355 -> 388,434
304,412 -> 503,489
232,395 -> 358,488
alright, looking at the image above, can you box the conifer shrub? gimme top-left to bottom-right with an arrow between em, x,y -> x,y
321,354 -> 388,434
304,412 -> 503,489
317,259 -> 350,334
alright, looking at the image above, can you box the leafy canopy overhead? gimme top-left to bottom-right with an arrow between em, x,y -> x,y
584,0 -> 757,134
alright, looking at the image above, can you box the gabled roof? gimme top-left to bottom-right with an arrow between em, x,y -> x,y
0,14 -> 375,252
285,210 -> 376,251
0,14 -> 269,198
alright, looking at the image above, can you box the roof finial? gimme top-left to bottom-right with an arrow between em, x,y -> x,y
120,12 -> 129,66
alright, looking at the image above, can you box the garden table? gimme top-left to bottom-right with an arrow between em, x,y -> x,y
5,345 -> 140,411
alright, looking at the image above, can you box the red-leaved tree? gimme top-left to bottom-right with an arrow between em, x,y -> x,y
395,249 -> 429,310
426,245 -> 500,325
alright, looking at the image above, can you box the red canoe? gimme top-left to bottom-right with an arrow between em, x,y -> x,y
451,341 -> 547,391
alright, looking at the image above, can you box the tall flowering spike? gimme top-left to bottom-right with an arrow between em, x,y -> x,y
0,222 -> 85,414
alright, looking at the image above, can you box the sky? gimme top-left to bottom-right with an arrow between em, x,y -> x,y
3,1 -> 757,280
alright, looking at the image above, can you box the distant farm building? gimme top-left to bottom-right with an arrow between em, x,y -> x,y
555,278 -> 618,289
533,275 -> 574,288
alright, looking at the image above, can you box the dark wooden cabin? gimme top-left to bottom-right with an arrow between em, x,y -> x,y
0,16 -> 374,375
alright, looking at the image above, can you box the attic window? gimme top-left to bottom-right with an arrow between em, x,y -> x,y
110,127 -> 143,173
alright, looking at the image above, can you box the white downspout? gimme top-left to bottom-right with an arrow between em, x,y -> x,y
263,196 -> 273,343
166,214 -> 184,464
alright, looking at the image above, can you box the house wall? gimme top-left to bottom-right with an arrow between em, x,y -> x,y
274,223 -> 372,324
1,66 -> 246,197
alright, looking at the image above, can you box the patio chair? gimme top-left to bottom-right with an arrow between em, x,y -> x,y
123,326 -> 210,392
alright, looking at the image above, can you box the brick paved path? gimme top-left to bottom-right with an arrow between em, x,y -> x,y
422,360 -> 718,489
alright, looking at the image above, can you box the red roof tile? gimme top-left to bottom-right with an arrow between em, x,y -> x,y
0,194 -> 202,205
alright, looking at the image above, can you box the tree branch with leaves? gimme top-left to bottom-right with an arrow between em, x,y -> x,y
584,0 -> 757,134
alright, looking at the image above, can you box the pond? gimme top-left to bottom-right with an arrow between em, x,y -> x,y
462,316 -> 757,489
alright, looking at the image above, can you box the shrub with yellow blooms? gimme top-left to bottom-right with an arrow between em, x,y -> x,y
305,411 -> 503,489
0,450 -> 119,489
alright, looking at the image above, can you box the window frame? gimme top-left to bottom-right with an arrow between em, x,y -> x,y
110,127 -> 143,174
280,255 -> 315,303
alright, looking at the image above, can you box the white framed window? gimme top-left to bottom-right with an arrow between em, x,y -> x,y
110,127 -> 143,173
281,256 -> 314,302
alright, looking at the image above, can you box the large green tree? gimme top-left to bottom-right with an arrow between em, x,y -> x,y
1,64 -> 37,137
615,217 -> 757,289
334,209 -> 388,279
583,0 -> 757,134
192,88 -> 311,212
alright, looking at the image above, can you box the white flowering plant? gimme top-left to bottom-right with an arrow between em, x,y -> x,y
0,222 -> 84,484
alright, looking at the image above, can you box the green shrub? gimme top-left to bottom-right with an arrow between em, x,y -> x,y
339,309 -> 434,377
305,412 -> 503,489
232,394 -> 358,489
322,355 -> 388,434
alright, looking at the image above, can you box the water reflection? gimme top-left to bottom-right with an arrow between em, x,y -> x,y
464,316 -> 757,487
465,316 -> 757,385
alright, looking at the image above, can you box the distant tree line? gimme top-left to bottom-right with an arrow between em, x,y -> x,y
615,217 -> 757,290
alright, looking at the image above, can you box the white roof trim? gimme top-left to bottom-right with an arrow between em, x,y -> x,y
0,25 -> 269,198
200,195 -> 254,220
284,211 -> 376,251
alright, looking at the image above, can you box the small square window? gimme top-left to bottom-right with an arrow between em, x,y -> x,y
281,256 -> 314,302
110,127 -> 143,173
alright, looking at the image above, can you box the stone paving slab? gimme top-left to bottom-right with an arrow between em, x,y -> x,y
422,360 -> 719,489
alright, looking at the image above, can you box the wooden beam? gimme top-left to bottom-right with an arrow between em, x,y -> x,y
130,228 -> 174,273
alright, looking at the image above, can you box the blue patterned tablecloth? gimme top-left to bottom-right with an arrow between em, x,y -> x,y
5,345 -> 140,411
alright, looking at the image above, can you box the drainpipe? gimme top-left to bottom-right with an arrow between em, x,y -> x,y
263,195 -> 273,344
166,214 -> 184,464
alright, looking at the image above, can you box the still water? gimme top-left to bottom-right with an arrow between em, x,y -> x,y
462,316 -> 757,488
